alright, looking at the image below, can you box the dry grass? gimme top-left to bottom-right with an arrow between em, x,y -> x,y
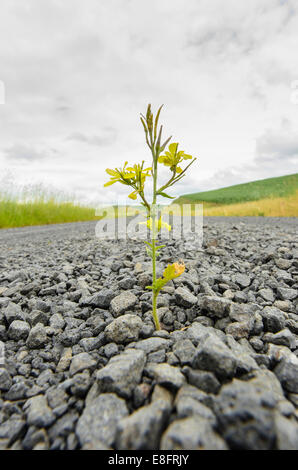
202,190 -> 298,217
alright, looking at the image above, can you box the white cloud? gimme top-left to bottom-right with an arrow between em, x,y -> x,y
0,0 -> 297,203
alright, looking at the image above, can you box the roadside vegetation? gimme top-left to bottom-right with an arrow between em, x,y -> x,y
0,183 -> 100,229
174,173 -> 298,217
1,173 -> 297,229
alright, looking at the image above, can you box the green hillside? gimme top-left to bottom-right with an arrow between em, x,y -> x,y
174,173 -> 298,205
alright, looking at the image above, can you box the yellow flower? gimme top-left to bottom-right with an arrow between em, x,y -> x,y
158,142 -> 193,173
103,162 -> 152,195
139,216 -> 171,232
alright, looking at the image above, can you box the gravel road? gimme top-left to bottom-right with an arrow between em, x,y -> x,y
0,217 -> 297,450
0,216 -> 297,243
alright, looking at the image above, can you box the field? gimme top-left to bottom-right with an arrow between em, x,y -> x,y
0,197 -> 100,229
174,173 -> 298,217
1,173 -> 297,228
0,188 -> 142,229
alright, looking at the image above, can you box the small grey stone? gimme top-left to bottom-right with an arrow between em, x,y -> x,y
116,399 -> 171,450
48,410 -> 79,441
249,337 -> 264,352
118,276 -> 135,290
259,288 -> 275,302
225,321 -> 250,340
233,273 -> 251,288
149,363 -> 186,390
110,291 -> 138,316
225,335 -> 259,375
28,310 -> 48,327
261,306 -> 286,333
25,395 -> 56,428
36,369 -> 54,387
69,353 -> 96,376
275,258 -> 292,270
80,334 -> 105,352
263,328 -> 297,350
201,296 -> 231,318
0,417 -> 26,446
49,313 -> 65,330
147,349 -> 166,363
8,320 -> 30,340
274,354 -> 298,393
162,310 -> 174,325
134,337 -> 170,354
185,321 -> 213,345
172,339 -> 196,365
277,287 -> 297,301
229,302 -> 259,322
234,291 -> 247,303
4,381 -> 29,400
213,370 -> 284,450
70,371 -> 91,398
175,396 -> 216,424
76,393 -> 128,447
160,416 -> 227,450
46,388 -> 68,409
56,347 -> 72,372
0,368 -> 12,391
133,382 -> 152,408
28,298 -> 50,313
96,348 -> 146,398
273,300 -> 291,312
286,318 -> 298,335
151,384 -> 174,405
4,302 -> 26,324
104,342 -> 119,358
26,323 -> 48,349
59,329 -> 81,346
175,287 -> 197,308
22,427 -> 49,450
140,323 -> 155,338
84,288 -> 116,309
192,333 -> 237,380
105,314 -> 143,344
183,367 -> 221,394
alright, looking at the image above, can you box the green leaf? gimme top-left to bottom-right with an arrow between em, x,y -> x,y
157,191 -> 175,199
154,105 -> 163,141
145,246 -> 153,258
153,278 -> 168,292
163,264 -> 176,281
159,136 -> 172,152
140,116 -> 148,133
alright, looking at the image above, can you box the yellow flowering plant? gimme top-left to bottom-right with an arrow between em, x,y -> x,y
104,104 -> 197,330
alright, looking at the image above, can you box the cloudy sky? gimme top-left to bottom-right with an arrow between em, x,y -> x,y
0,0 -> 298,204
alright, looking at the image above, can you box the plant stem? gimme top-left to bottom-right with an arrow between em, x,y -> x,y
151,146 -> 161,330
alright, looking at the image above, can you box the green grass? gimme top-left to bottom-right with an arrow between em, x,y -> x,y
0,180 -> 145,228
0,198 -> 100,229
174,173 -> 298,205
2,173 -> 297,229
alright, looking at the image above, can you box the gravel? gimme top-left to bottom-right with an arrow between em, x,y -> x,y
0,217 -> 297,450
